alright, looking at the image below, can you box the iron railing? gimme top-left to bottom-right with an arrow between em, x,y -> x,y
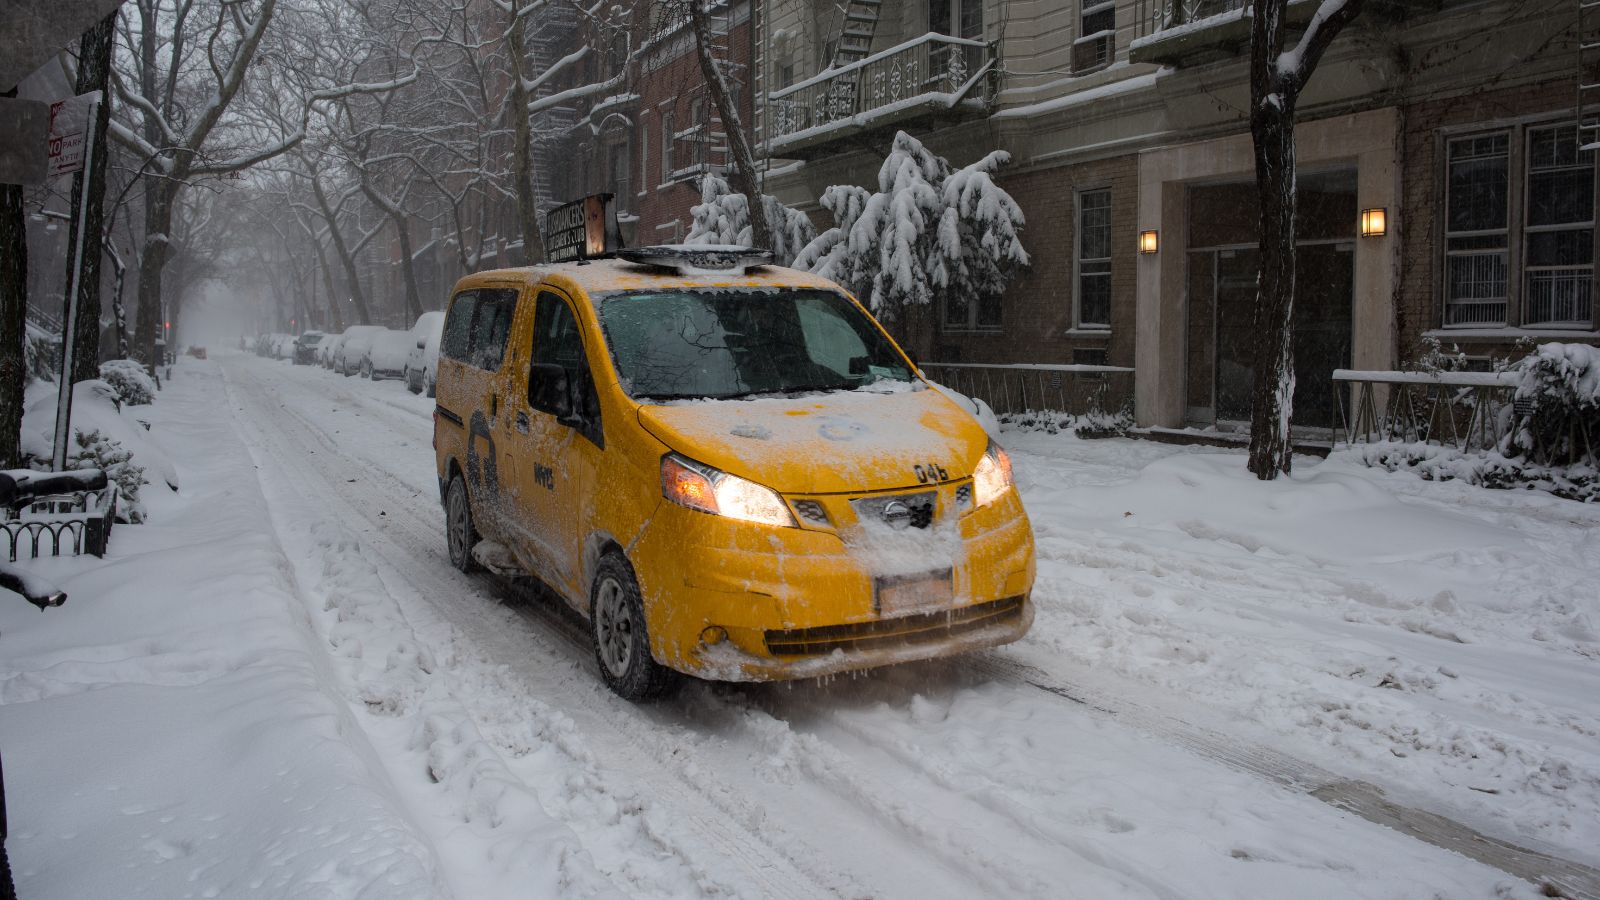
767,33 -> 994,147
1132,0 -> 1250,40
1,485 -> 119,561
921,363 -> 1134,417
1331,369 -> 1519,453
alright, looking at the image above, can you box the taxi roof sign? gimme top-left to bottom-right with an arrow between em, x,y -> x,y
617,245 -> 773,276
544,193 -> 620,263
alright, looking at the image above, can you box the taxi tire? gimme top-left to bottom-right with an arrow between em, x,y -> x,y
445,475 -> 480,573
590,554 -> 677,702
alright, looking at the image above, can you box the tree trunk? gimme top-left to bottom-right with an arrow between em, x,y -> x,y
1248,96 -> 1297,478
312,179 -> 373,325
0,89 -> 28,469
62,12 -> 116,383
506,2 -> 546,264
312,237 -> 346,332
689,0 -> 771,252
133,180 -> 175,367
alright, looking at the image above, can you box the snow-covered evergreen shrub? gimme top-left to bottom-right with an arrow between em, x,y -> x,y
684,174 -> 818,265
1501,342 -> 1600,470
1348,441 -> 1595,503
996,408 -> 1134,438
99,359 -> 157,406
793,131 -> 1029,329
24,323 -> 59,382
67,429 -> 148,523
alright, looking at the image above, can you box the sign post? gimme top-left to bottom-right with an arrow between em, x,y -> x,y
50,90 -> 102,472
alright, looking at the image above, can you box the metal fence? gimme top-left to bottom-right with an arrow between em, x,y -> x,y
1331,369 -> 1519,453
2,485 -> 119,561
921,363 -> 1135,417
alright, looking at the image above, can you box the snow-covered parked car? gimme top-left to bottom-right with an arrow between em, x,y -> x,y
364,330 -> 413,380
403,311 -> 445,396
293,331 -> 325,365
273,334 -> 297,360
318,332 -> 345,368
332,325 -> 386,375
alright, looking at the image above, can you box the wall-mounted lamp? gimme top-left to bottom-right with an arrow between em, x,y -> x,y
1139,230 -> 1159,254
1359,207 -> 1387,237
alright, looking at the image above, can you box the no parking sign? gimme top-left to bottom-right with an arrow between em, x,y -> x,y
47,90 -> 99,178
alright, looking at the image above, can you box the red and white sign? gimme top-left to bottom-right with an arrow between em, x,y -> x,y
47,90 -> 100,178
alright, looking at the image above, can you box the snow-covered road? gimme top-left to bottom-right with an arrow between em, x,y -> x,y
6,353 -> 1598,899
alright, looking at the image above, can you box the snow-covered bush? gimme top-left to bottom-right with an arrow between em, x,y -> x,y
1501,342 -> 1600,470
998,408 -> 1134,439
99,359 -> 157,406
793,131 -> 1029,331
1349,441 -> 1595,503
24,322 -> 60,382
65,429 -> 148,522
685,174 -> 818,265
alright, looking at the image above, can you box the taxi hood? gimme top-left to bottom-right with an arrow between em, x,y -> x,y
636,384 -> 987,495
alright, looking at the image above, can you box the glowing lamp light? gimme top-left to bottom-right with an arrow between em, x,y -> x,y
1360,207 -> 1387,237
1139,230 -> 1159,254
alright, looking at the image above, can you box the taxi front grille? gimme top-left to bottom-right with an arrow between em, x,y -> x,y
764,596 -> 1025,657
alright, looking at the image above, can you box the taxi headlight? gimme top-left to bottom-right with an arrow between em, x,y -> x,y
661,454 -> 797,527
971,442 -> 1014,508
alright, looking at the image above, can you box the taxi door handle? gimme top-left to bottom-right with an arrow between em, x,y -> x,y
515,411 -> 529,434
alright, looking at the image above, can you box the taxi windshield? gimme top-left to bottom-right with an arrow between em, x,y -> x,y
599,288 -> 914,401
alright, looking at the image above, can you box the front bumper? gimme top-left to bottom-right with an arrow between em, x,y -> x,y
630,482 -> 1035,682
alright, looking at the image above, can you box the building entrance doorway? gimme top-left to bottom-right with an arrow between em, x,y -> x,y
1185,171 -> 1357,431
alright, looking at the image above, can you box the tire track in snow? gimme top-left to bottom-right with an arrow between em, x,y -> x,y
223,358 -> 845,900
963,654 -> 1600,900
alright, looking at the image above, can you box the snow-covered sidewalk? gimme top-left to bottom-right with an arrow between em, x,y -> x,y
3,354 -> 1596,900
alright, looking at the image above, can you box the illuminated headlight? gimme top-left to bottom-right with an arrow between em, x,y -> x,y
971,441 -> 1015,508
661,454 -> 797,527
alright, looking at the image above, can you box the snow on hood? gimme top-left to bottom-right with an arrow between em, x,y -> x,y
635,384 -> 987,494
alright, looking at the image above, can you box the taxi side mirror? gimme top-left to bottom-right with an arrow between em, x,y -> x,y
529,363 -> 573,420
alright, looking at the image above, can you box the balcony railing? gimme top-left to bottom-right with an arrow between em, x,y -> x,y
1132,0 -> 1249,41
766,33 -> 995,159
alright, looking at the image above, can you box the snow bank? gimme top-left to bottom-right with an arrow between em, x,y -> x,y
19,379 -> 179,492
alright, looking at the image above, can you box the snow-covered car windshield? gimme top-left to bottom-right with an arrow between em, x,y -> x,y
600,288 -> 913,401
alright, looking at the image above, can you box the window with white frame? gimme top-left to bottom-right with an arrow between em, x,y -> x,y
608,135 -> 631,215
1075,0 -> 1115,73
1076,188 -> 1112,329
638,117 -> 649,201
1443,122 -> 1595,328
943,284 -> 1002,332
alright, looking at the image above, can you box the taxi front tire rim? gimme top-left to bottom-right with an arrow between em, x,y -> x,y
447,483 -> 470,565
595,576 -> 633,679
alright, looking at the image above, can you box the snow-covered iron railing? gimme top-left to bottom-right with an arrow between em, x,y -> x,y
1132,0 -> 1250,39
1331,369 -> 1519,454
766,33 -> 995,146
1,486 -> 119,561
921,362 -> 1134,417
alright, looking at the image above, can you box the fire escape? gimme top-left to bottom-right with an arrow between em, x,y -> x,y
830,0 -> 886,69
1579,0 -> 1600,150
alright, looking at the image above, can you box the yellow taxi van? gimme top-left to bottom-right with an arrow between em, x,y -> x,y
432,245 -> 1034,700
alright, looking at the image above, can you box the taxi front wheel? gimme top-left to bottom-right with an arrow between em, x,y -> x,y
591,555 -> 677,702
445,475 -> 479,573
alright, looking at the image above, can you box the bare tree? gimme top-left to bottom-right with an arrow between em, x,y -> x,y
1,89 -> 26,469
684,0 -> 769,251
1247,0 -> 1364,478
59,12 -> 118,383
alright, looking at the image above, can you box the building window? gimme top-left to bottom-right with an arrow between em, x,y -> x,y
1075,0 -> 1115,73
943,290 -> 1002,333
1444,134 -> 1510,325
1443,123 -> 1595,328
638,118 -> 649,199
659,108 -> 675,185
1524,124 -> 1594,325
690,97 -> 709,170
1076,189 -> 1112,329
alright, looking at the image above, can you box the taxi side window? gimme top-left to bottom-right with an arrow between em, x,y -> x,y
440,291 -> 476,362
472,290 -> 518,371
795,295 -> 869,376
528,291 -> 585,415
441,288 -> 518,371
